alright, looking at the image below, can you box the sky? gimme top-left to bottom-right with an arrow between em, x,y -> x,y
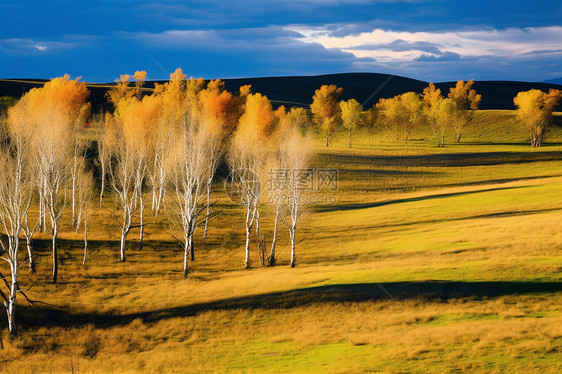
1,0 -> 561,83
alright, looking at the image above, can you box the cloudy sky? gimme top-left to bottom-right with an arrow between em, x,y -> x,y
1,0 -> 561,82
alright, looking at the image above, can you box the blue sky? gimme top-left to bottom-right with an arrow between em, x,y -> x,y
1,0 -> 561,82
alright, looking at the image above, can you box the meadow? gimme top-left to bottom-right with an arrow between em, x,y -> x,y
0,110 -> 561,373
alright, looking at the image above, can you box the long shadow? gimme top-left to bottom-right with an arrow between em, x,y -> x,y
316,185 -> 531,213
336,168 -> 440,177
355,207 -> 562,231
437,174 -> 562,189
319,151 -> 562,168
11,280 -> 561,331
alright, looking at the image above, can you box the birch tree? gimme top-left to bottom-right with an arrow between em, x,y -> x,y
133,70 -> 147,100
167,116 -> 219,276
0,109 -> 34,334
96,113 -> 116,208
229,93 -> 275,268
110,94 -> 160,260
278,127 -> 313,267
149,68 -> 188,218
268,106 -> 307,266
197,80 -> 243,239
16,75 -> 89,283
75,167 -> 93,266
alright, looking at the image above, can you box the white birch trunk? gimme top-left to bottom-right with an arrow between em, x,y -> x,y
82,218 -> 88,266
269,204 -> 280,266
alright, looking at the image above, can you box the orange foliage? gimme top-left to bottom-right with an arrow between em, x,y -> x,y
9,74 -> 90,139
198,86 -> 241,134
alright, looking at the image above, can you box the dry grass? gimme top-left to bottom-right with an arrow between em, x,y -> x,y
0,111 -> 561,373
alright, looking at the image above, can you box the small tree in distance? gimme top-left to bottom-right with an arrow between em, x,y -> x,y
448,80 -> 481,142
311,84 -> 343,146
339,98 -> 363,148
514,88 -> 562,147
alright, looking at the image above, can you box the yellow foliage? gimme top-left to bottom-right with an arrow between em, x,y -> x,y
133,71 -> 147,83
514,88 -> 562,147
376,92 -> 423,143
116,95 -> 162,154
448,80 -> 482,111
310,84 -> 343,146
340,98 -> 363,147
236,93 -> 276,142
339,98 -> 363,131
239,84 -> 252,97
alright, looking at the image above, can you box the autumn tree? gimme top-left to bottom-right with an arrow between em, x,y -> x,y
423,83 -> 449,147
0,96 -> 18,116
447,80 -> 481,142
198,80 -> 243,135
0,108 -> 34,333
76,167 -> 93,266
149,68 -> 187,217
310,84 -> 343,146
229,93 -> 276,268
17,75 -> 89,283
167,115 -> 220,276
401,92 -> 425,143
376,92 -> 424,143
361,105 -> 378,128
110,94 -> 161,260
133,70 -> 147,99
514,89 -> 562,147
70,129 -> 90,228
107,74 -> 135,108
96,113 -> 116,208
277,126 -> 313,267
197,80 -> 245,239
339,99 -> 363,148
268,106 -> 311,266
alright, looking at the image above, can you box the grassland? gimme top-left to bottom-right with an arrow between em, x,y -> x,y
0,110 -> 561,373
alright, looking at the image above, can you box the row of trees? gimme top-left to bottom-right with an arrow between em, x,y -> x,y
310,80 -> 482,147
311,82 -> 561,148
0,70 -> 312,334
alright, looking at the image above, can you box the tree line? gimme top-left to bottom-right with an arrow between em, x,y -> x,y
312,81 -> 561,148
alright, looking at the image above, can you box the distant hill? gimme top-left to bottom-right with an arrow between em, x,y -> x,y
1,73 -> 562,113
542,77 -> 562,85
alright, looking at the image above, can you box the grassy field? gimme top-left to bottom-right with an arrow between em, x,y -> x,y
1,111 -> 561,373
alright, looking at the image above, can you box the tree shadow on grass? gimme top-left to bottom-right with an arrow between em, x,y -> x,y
12,280 -> 562,331
321,151 -> 562,168
316,185 -> 531,213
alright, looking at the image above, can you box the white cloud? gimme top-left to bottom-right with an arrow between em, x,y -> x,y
34,44 -> 47,51
286,25 -> 562,62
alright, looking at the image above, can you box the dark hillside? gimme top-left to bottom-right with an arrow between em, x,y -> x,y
2,73 -> 561,112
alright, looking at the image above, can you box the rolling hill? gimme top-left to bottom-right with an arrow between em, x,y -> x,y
1,73 -> 561,113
